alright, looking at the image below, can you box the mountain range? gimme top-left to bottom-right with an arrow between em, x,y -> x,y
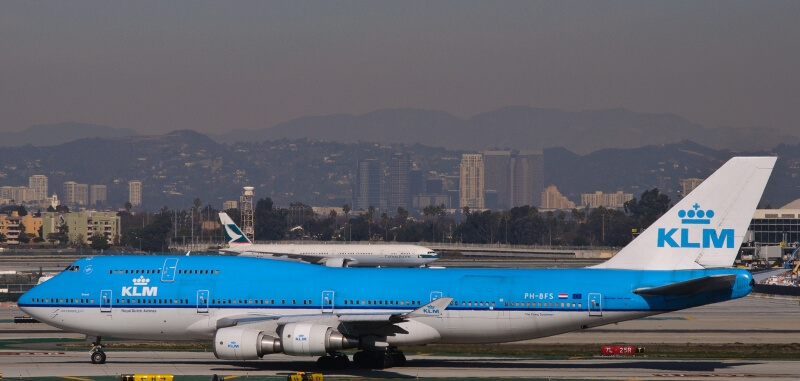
0,122 -> 140,147
215,107 -> 799,154
0,129 -> 797,212
3,107 -> 798,155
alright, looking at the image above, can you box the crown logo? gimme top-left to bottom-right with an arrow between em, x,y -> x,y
133,276 -> 150,286
678,203 -> 714,225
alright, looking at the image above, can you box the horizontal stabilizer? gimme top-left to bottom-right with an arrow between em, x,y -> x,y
633,274 -> 736,296
406,297 -> 452,318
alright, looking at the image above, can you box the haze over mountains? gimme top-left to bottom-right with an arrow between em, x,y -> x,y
3,107 -> 798,154
2,107 -> 798,211
0,122 -> 141,147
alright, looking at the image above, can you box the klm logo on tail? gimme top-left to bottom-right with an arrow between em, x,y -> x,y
657,204 -> 734,249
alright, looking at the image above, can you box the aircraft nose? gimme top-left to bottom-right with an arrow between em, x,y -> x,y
17,288 -> 35,315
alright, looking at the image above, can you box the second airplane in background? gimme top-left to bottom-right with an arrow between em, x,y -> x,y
218,212 -> 439,267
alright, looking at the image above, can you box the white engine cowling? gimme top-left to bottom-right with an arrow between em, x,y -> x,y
212,327 -> 281,360
280,322 -> 359,356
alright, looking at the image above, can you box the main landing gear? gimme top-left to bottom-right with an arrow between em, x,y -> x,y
89,336 -> 106,364
316,348 -> 406,370
316,352 -> 350,370
352,347 -> 406,369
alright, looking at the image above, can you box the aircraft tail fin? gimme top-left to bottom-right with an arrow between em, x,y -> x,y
594,156 -> 776,270
218,212 -> 252,245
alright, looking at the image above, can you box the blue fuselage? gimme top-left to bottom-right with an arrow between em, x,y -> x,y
19,255 -> 753,343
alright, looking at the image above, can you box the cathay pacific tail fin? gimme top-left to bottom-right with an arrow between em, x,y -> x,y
594,156 -> 776,270
219,212 -> 252,245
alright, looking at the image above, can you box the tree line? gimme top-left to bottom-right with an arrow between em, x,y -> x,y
111,188 -> 671,252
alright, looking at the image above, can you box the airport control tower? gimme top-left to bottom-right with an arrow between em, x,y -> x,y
239,186 -> 254,241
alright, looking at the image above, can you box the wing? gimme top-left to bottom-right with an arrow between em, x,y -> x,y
213,297 -> 452,330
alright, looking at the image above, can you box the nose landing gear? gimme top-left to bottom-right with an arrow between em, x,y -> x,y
89,336 -> 106,364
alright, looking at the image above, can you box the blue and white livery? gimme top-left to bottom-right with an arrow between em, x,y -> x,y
218,212 -> 439,267
19,157 -> 776,369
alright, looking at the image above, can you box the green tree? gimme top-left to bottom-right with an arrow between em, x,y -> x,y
396,207 -> 409,227
366,205 -> 376,240
454,209 -> 502,244
18,222 -> 31,244
625,188 -> 672,230
254,198 -> 288,240
0,232 -> 6,243
585,207 -> 633,247
380,212 -> 389,241
90,233 -> 111,251
121,212 -> 172,252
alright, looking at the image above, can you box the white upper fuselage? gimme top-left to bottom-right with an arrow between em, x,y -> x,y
220,243 -> 439,267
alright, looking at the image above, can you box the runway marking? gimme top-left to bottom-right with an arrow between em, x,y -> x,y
61,377 -> 93,381
637,317 -> 690,321
654,374 -> 751,377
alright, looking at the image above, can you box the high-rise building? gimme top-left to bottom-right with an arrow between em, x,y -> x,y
425,178 -> 443,194
541,185 -> 576,209
29,175 -> 48,201
482,151 -> 512,209
90,185 -> 107,206
409,170 -> 425,197
63,181 -> 77,205
680,178 -> 704,198
354,159 -> 381,211
581,191 -> 633,209
222,200 -> 238,211
459,154 -> 484,209
510,150 -> 544,208
128,180 -> 142,207
387,153 -> 411,212
75,183 -> 89,205
0,186 -> 31,204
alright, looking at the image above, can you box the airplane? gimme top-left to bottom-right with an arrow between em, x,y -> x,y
217,212 -> 439,267
18,156 -> 775,369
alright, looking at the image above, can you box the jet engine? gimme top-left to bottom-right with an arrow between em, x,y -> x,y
280,322 -> 360,356
213,323 -> 359,360
213,327 -> 282,361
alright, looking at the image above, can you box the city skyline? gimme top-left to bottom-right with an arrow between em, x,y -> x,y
2,2 -> 798,137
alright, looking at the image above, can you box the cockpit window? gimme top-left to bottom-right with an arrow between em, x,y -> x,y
64,265 -> 80,272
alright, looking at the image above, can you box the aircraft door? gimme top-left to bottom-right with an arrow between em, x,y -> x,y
100,290 -> 112,313
321,290 -> 334,314
161,258 -> 179,282
588,293 -> 602,316
196,290 -> 209,313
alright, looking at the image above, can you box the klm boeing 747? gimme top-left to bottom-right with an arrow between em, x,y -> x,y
218,212 -> 439,267
18,157 -> 776,369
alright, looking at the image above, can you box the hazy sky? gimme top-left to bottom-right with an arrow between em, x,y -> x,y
2,1 -> 798,135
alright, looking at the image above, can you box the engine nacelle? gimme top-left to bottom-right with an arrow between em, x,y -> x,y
280,322 -> 360,356
213,327 -> 282,361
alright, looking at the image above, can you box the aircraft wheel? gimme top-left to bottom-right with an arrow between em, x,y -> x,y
378,351 -> 394,369
391,351 -> 406,367
91,350 -> 106,364
316,355 -> 334,369
353,351 -> 368,368
333,354 -> 350,369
